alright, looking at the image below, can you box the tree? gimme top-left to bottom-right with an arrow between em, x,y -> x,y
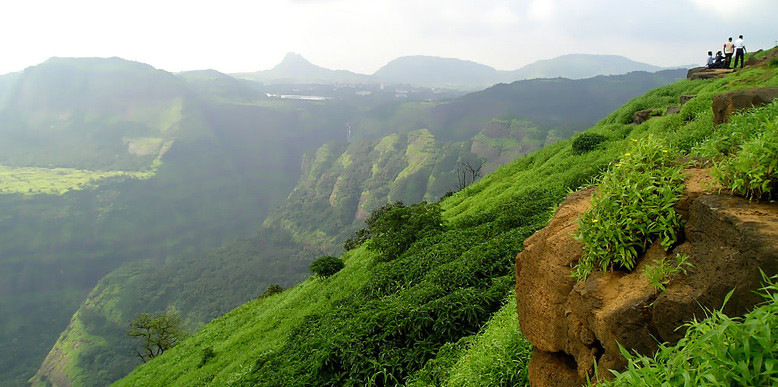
310,256 -> 345,278
456,159 -> 484,190
127,310 -> 189,363
260,283 -> 284,298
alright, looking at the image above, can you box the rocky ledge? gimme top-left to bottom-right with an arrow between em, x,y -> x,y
515,169 -> 778,386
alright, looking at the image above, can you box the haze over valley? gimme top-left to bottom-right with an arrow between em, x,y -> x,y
2,1 -> 778,386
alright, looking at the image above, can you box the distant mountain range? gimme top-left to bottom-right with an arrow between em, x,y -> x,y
232,52 -> 691,89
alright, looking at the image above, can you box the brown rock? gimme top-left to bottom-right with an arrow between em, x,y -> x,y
653,194 -> 778,342
632,109 -> 658,125
516,168 -> 778,386
666,106 -> 681,115
712,86 -> 778,124
744,49 -> 764,67
680,95 -> 696,105
515,187 -> 593,353
687,67 -> 736,80
528,351 -> 586,387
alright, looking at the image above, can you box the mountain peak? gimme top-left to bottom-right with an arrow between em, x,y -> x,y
273,52 -> 317,72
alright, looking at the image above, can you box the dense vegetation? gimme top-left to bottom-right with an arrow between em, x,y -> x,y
7,58 -> 678,387
114,49 -> 778,386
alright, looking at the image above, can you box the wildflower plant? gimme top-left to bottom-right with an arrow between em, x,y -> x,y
574,137 -> 686,280
644,253 -> 692,292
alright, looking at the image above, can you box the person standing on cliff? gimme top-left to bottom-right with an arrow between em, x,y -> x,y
733,35 -> 747,68
723,37 -> 735,68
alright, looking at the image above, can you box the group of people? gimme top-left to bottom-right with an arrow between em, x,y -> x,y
707,35 -> 747,69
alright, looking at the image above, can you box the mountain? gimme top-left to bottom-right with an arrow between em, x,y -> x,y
232,52 -> 371,84
112,47 -> 778,386
268,69 -> 688,246
0,56 -> 355,387
176,69 -> 265,102
232,53 -> 683,90
502,53 -> 665,81
18,61 -> 688,386
373,55 -> 499,89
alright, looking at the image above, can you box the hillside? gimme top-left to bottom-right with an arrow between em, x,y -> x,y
112,49 -> 778,386
19,61 -> 688,387
263,69 -> 686,248
0,57 -> 350,387
504,54 -> 663,81
373,56 -> 498,89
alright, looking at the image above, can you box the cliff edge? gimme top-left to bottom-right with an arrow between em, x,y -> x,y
515,168 -> 778,386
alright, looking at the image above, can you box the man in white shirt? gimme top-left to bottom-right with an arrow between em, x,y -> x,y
733,35 -> 746,69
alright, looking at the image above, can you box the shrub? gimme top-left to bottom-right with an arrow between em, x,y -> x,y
712,127 -> 778,201
260,284 -> 284,298
367,201 -> 445,262
309,256 -> 345,278
343,201 -> 406,251
198,346 -> 216,368
575,137 -> 685,280
695,101 -> 778,201
643,253 -> 692,292
572,133 -> 608,155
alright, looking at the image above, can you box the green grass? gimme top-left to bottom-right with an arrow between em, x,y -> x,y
0,164 -> 156,195
114,48 -> 778,387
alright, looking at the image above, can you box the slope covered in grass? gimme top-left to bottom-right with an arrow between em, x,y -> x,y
115,50 -> 778,386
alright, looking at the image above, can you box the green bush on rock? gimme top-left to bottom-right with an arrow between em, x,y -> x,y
575,136 -> 685,280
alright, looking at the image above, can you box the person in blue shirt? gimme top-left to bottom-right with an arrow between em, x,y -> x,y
706,51 -> 715,68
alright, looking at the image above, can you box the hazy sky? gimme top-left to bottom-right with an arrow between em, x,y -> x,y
2,0 -> 776,75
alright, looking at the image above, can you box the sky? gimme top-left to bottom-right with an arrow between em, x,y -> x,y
2,0 -> 777,76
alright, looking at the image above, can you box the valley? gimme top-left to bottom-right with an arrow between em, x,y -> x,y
1,53 -> 688,386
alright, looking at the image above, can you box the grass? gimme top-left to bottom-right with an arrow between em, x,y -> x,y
0,164 -> 156,195
113,48 -> 778,387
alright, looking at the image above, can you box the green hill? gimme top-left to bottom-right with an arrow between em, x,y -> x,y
503,53 -> 665,81
112,49 -> 778,386
0,57 -> 349,387
6,56 -> 733,386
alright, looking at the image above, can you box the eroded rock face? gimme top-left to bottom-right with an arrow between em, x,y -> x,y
516,169 -> 778,386
687,67 -> 736,80
712,86 -> 778,124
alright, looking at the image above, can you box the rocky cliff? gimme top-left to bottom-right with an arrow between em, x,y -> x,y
515,168 -> 778,386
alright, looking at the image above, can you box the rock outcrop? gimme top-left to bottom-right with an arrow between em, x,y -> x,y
516,169 -> 778,386
632,108 -> 659,125
712,86 -> 778,124
687,67 -> 736,80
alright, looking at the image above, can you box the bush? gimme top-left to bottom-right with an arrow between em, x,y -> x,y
692,101 -> 778,201
198,346 -> 216,368
343,201 -> 406,251
367,201 -> 445,262
572,133 -> 607,155
712,127 -> 778,201
575,137 -> 685,280
260,284 -> 284,298
309,256 -> 345,278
